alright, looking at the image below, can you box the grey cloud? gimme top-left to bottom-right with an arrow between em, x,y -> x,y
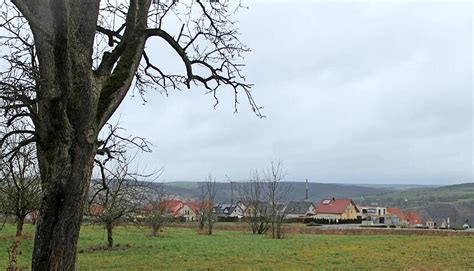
112,1 -> 472,185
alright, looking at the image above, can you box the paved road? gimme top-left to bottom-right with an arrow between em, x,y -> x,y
319,224 -> 361,230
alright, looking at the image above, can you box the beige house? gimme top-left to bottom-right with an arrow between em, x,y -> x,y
163,200 -> 198,222
178,203 -> 198,222
314,198 -> 359,221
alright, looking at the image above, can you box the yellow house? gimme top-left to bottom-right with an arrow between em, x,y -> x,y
314,198 -> 359,221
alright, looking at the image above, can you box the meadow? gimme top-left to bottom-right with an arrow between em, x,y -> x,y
1,224 -> 473,270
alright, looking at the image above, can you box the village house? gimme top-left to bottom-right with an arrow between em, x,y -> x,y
407,212 -> 423,227
163,199 -> 198,222
387,207 -> 409,226
425,219 -> 435,228
283,201 -> 316,219
180,203 -> 198,222
357,205 -> 388,225
214,202 -> 246,221
314,198 -> 359,222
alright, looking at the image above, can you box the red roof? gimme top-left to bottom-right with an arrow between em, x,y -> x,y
163,200 -> 184,217
186,201 -> 201,214
315,198 -> 358,214
89,204 -> 105,216
387,208 -> 407,221
407,212 -> 423,225
144,202 -> 165,212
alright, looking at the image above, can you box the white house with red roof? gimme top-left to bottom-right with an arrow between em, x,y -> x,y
314,198 -> 359,221
163,199 -> 198,222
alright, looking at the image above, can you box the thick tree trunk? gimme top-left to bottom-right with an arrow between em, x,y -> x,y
11,1 -> 149,270
26,2 -> 101,270
106,222 -> 113,248
16,218 -> 24,237
32,142 -> 96,270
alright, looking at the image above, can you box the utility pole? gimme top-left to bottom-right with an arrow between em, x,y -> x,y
305,178 -> 309,202
226,175 -> 234,204
231,181 -> 234,204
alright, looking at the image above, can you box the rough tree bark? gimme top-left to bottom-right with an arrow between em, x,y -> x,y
1,0 -> 256,269
14,2 -> 147,269
31,15 -> 100,271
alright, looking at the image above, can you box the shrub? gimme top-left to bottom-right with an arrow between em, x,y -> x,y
217,217 -> 239,222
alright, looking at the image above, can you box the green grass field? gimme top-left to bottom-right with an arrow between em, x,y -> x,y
1,224 -> 473,270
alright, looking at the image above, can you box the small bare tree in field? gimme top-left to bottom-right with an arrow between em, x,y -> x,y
206,175 -> 217,235
265,161 -> 290,239
141,183 -> 168,237
197,175 -> 217,234
198,184 -> 208,231
239,162 -> 290,238
87,123 -> 153,248
0,131 -> 41,237
240,171 -> 270,235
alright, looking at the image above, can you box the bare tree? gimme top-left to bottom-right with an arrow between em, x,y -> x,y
239,171 -> 270,235
87,158 -> 147,248
141,183 -> 169,237
264,161 -> 290,239
0,1 -> 257,268
198,184 -> 208,231
0,131 -> 41,236
87,123 -> 153,248
206,175 -> 217,235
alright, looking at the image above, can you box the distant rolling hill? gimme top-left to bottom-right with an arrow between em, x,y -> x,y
160,181 -> 393,203
355,183 -> 474,227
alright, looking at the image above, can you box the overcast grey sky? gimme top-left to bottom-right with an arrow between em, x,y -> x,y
112,1 -> 472,185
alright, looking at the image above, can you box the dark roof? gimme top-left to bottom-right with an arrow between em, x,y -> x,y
283,201 -> 315,215
214,203 -> 242,217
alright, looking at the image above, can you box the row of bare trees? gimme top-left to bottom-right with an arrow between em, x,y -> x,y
0,122 -> 168,246
239,162 -> 291,239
